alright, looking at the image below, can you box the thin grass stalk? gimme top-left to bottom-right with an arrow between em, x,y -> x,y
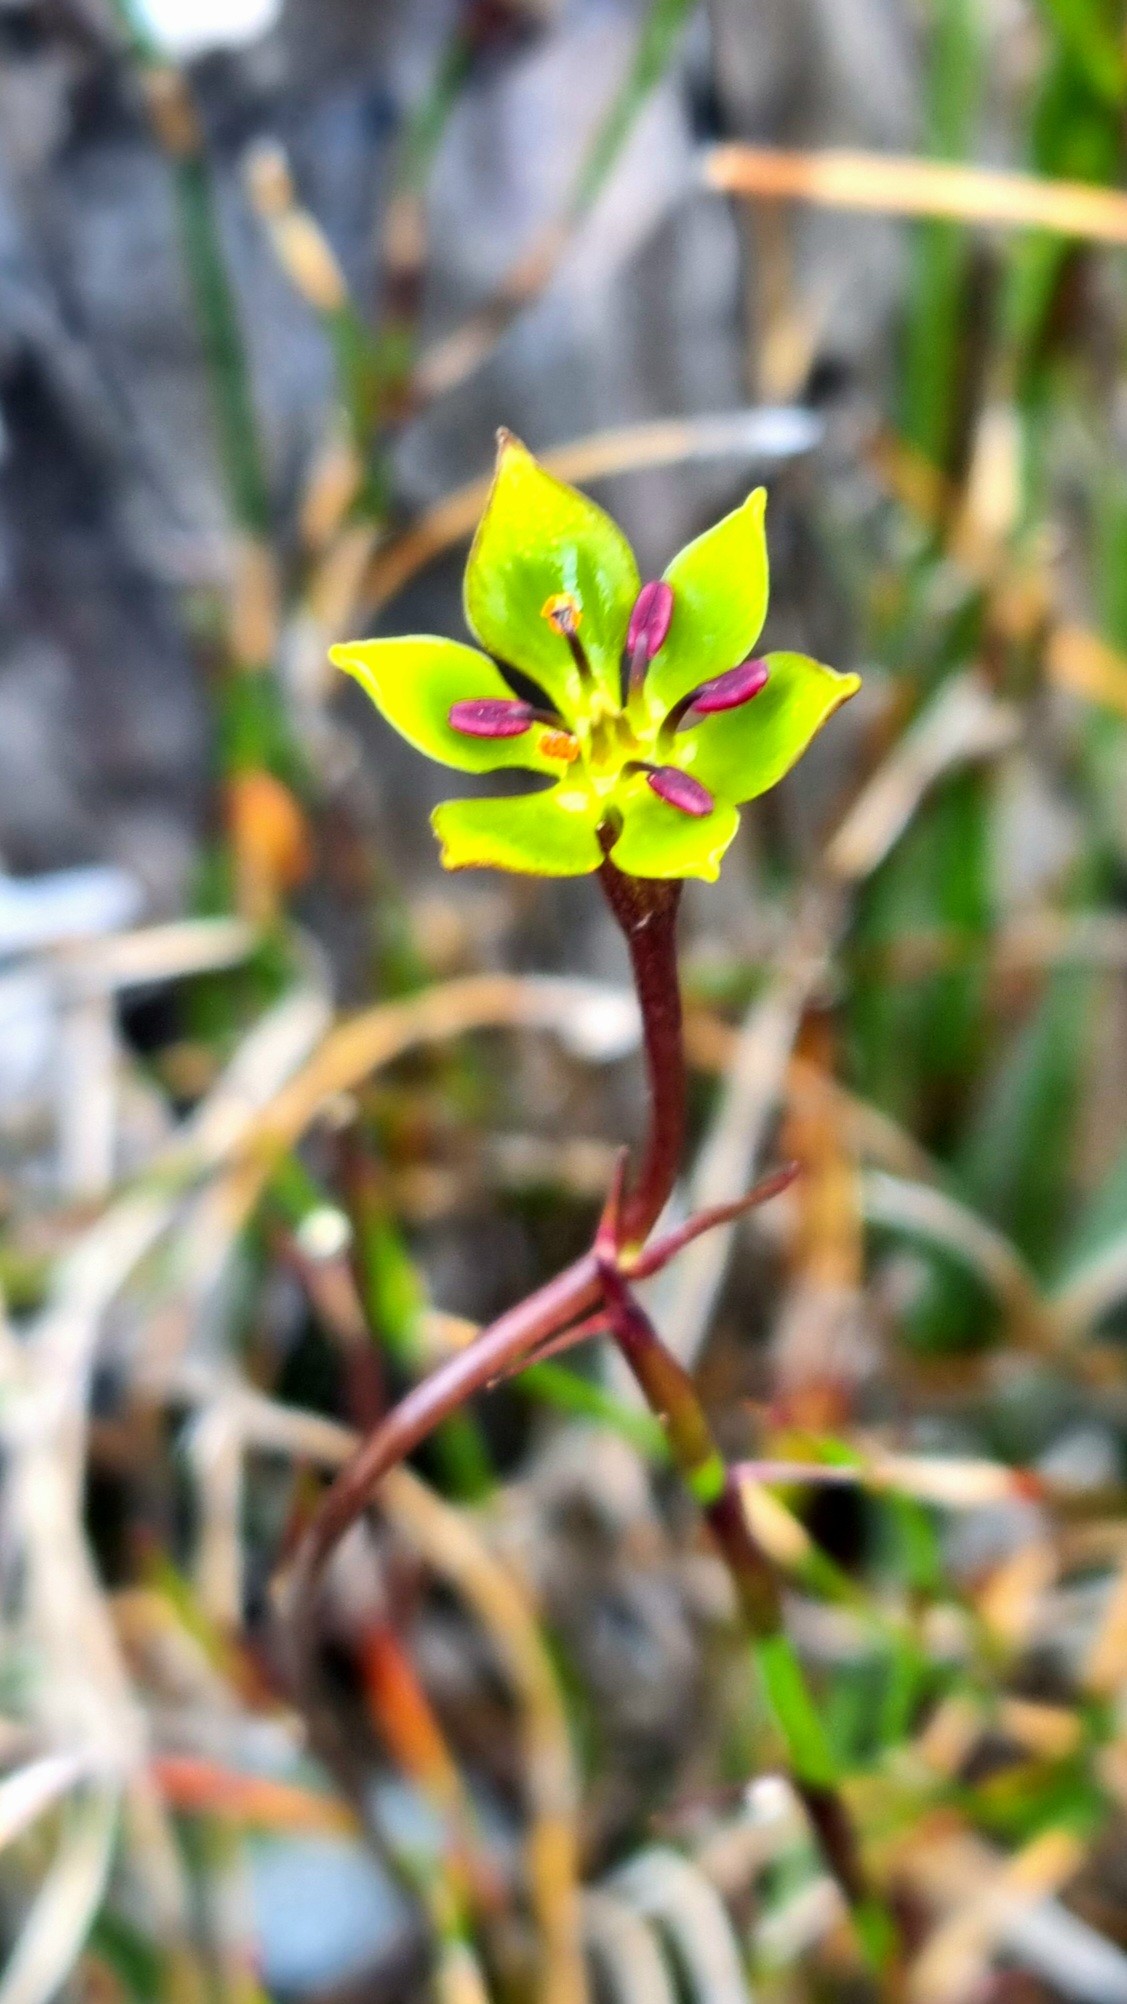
595,1259 -> 892,1970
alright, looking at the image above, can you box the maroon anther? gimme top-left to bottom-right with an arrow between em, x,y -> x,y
689,657 -> 769,715
449,698 -> 534,738
627,581 -> 674,663
646,766 -> 714,817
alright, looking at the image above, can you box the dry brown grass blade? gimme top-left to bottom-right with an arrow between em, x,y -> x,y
860,1168 -> 1056,1353
245,143 -> 349,316
212,975 -> 638,1259
360,410 -> 820,623
386,1473 -> 587,2004
582,1889 -> 679,2004
609,1849 -> 752,2004
186,1393 -> 248,1631
1082,1559 -> 1127,1699
652,902 -> 832,1368
705,145 -> 1127,246
149,1756 -> 356,1837
903,1825 -> 1084,2004
772,1009 -> 865,1421
189,1386 -> 586,2004
825,673 -> 1020,885
978,1543 -> 1058,1653
52,918 -> 256,996
0,1785 -> 118,2004
1047,624 -> 1127,716
410,222 -> 569,407
0,1754 -> 96,1852
1050,1233 -> 1127,1343
0,974 -> 331,1998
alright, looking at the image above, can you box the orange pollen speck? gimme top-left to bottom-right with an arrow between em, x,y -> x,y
541,592 -> 582,636
539,729 -> 579,763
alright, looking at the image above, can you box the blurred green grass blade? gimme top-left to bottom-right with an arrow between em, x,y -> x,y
517,1359 -> 671,1459
1094,467 -> 1127,649
174,158 -> 272,537
1053,1128 -> 1127,1286
1003,42 -> 1124,379
957,969 -> 1091,1270
353,1199 -> 493,1500
396,15 -> 478,198
109,0 -> 271,538
826,1659 -> 884,1767
89,1913 -> 165,2003
572,0 -> 698,217
755,1631 -> 839,1788
359,1208 -> 428,1366
267,1153 -> 333,1228
1034,0 -> 1127,107
851,770 -> 991,1132
900,0 -> 983,469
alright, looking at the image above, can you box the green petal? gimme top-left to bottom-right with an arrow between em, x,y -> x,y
609,777 -> 740,883
331,637 -> 568,775
464,433 -> 640,719
433,787 -> 603,876
641,488 -> 769,717
673,651 -> 860,805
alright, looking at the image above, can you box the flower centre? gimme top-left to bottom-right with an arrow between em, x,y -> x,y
446,585 -> 771,823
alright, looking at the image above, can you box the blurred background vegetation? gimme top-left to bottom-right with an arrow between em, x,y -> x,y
9,0 -> 1127,1999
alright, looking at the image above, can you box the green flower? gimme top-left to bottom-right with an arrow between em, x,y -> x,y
331,433 -> 860,882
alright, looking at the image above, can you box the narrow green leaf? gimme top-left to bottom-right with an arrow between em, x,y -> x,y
571,0 -> 699,217
900,0 -> 983,470
1036,0 -> 1127,108
755,1631 -> 839,1789
957,969 -> 1091,1271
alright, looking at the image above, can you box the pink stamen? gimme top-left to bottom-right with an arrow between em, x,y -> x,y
627,580 -> 674,662
647,766 -> 714,817
689,657 -> 769,716
449,698 -> 534,738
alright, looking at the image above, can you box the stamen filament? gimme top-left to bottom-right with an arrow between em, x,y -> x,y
542,593 -> 595,686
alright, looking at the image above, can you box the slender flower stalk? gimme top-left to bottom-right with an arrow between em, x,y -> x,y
286,434 -> 885,1981
597,859 -> 685,1248
587,1003 -> 893,1975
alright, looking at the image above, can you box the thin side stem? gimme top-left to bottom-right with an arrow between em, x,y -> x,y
291,1252 -> 600,1598
598,860 -> 685,1247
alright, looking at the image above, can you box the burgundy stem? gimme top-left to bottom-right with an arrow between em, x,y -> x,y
597,857 -> 685,1249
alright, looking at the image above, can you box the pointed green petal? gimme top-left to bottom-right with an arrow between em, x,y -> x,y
464,433 -> 640,719
433,787 -> 603,876
331,637 -> 569,775
641,488 -> 769,717
672,651 -> 860,805
609,777 -> 740,883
